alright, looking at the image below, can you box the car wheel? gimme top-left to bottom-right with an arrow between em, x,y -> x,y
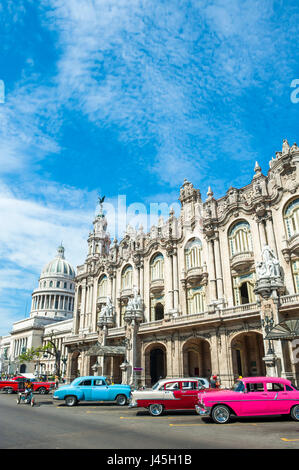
38,387 -> 47,395
65,396 -> 77,407
116,394 -> 127,406
149,404 -> 164,416
211,405 -> 231,424
6,388 -> 14,394
290,405 -> 299,422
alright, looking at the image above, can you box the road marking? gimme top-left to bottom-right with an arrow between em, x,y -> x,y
281,438 -> 299,442
119,416 -> 198,420
169,423 -> 258,427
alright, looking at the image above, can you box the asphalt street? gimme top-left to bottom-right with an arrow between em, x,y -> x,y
0,392 -> 299,449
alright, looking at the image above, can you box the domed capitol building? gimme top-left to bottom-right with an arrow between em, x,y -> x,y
0,246 -> 76,376
1,139 -> 299,386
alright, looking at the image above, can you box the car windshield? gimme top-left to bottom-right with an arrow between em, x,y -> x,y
152,381 -> 161,390
231,381 -> 245,392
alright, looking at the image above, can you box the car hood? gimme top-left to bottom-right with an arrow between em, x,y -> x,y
199,390 -> 238,402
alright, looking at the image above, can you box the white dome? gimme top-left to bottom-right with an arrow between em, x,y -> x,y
40,246 -> 75,279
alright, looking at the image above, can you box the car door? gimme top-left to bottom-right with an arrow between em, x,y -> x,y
163,381 -> 181,409
91,378 -> 110,401
265,382 -> 293,414
242,382 -> 273,416
77,379 -> 93,400
180,381 -> 200,408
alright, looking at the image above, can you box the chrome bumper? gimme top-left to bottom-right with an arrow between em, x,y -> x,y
195,405 -> 211,417
128,401 -> 138,408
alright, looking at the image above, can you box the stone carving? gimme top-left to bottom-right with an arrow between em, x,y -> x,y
256,245 -> 281,280
126,287 -> 143,312
282,139 -> 290,155
98,296 -> 114,323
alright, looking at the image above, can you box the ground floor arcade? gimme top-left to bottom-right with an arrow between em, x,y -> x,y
64,317 -> 299,388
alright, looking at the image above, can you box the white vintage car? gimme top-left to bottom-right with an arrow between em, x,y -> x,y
129,377 -> 209,416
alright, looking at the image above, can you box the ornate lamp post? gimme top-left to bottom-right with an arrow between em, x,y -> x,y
261,315 -> 275,355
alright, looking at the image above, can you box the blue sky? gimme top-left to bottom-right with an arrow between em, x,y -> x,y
0,0 -> 298,335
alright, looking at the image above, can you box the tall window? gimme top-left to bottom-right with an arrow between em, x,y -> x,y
185,239 -> 202,270
233,273 -> 255,305
122,265 -> 133,289
98,275 -> 108,297
150,254 -> 164,281
284,198 -> 299,239
187,287 -> 205,314
292,260 -> 299,293
229,221 -> 252,256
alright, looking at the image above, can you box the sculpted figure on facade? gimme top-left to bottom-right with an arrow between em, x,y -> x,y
256,245 -> 281,280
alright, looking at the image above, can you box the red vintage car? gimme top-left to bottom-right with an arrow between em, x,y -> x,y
0,379 -> 19,394
0,376 -> 55,394
129,378 -> 219,416
12,376 -> 55,394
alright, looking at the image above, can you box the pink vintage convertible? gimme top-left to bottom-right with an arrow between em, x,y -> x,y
195,376 -> 299,424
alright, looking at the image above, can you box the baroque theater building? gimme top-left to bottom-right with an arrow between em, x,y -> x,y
65,139 -> 299,388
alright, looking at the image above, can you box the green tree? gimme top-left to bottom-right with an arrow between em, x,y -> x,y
18,340 -> 61,376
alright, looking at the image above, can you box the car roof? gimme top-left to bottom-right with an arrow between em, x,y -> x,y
74,376 -> 106,380
157,378 -> 204,385
241,377 -> 291,384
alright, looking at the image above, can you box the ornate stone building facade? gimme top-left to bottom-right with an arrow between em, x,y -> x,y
65,140 -> 299,388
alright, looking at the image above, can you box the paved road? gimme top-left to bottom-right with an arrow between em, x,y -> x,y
0,393 -> 299,449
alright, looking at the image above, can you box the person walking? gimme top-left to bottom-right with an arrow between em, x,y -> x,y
54,375 -> 59,389
210,375 -> 217,388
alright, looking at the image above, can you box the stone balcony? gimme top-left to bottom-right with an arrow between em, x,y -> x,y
150,279 -> 164,294
120,288 -> 133,299
184,266 -> 208,286
282,233 -> 299,262
279,293 -> 299,311
96,296 -> 107,306
230,251 -> 254,272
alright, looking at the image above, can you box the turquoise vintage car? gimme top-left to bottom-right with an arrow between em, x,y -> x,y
52,376 -> 131,407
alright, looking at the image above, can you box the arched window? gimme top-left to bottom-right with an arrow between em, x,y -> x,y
229,221 -> 252,256
284,198 -> 299,239
150,254 -> 164,281
122,265 -> 133,289
185,239 -> 202,270
187,287 -> 205,314
98,275 -> 108,298
155,303 -> 164,320
49,281 -> 53,288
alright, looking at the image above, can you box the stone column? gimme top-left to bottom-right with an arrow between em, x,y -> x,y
73,287 -> 80,334
266,216 -> 278,256
165,254 -> 174,313
214,235 -> 224,300
258,219 -> 267,249
173,250 -> 179,311
140,264 -> 144,299
207,239 -> 217,302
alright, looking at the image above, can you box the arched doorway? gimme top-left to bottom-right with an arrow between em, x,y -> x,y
182,338 -> 211,378
20,364 -> 26,373
145,343 -> 167,385
231,332 -> 265,379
